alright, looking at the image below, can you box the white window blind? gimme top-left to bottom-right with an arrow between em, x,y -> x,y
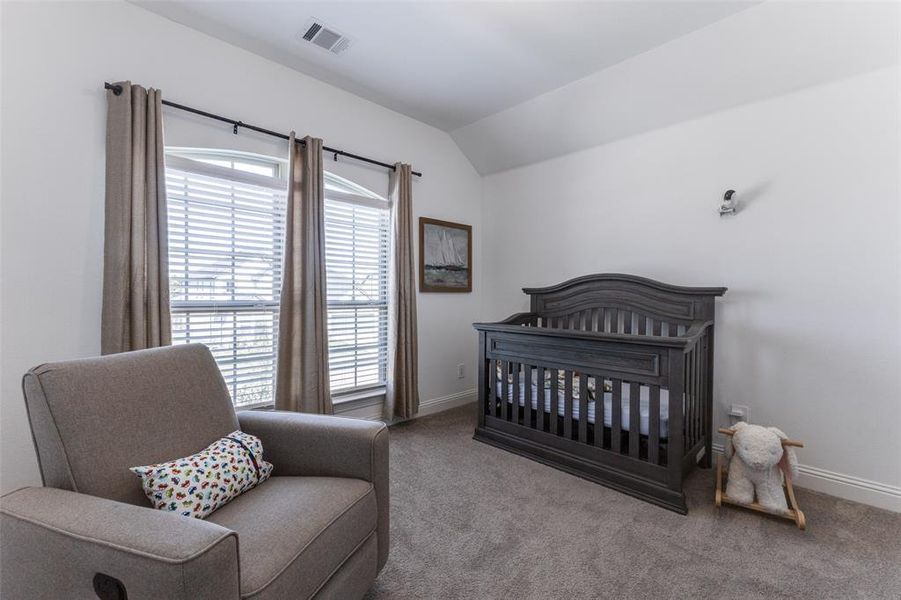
324,187 -> 391,395
165,152 -> 287,409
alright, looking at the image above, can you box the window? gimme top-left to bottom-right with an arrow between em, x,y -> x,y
324,180 -> 391,396
166,148 -> 390,407
166,150 -> 287,409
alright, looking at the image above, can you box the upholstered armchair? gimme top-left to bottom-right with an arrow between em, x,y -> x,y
0,344 -> 389,599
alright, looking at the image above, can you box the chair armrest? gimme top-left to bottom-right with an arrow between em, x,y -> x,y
237,410 -> 390,571
1,487 -> 240,599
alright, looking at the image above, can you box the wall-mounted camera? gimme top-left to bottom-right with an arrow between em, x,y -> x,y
719,189 -> 737,217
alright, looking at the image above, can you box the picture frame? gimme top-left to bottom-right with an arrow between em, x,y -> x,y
419,217 -> 472,293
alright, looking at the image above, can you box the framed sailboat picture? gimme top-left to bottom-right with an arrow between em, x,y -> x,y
419,217 -> 472,293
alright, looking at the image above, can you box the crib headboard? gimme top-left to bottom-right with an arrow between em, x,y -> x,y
524,274 -> 726,327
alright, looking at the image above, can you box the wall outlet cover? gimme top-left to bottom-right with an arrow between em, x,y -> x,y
729,404 -> 749,423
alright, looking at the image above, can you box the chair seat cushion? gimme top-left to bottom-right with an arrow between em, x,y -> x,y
206,476 -> 377,599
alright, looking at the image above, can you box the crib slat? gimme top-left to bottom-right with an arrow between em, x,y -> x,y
578,374 -> 588,443
685,350 -> 692,447
622,310 -> 632,334
649,385 -> 661,464
501,361 -> 509,421
685,350 -> 697,442
606,308 -> 617,333
524,364 -> 533,428
693,347 -> 700,447
512,362 -> 521,424
611,378 -> 622,452
487,358 -> 495,418
591,308 -> 601,331
536,366 -> 545,431
690,349 -> 697,446
549,369 -> 558,435
563,371 -> 574,440
594,376 -> 605,448
700,337 -> 708,449
695,345 -> 702,446
629,381 -> 640,458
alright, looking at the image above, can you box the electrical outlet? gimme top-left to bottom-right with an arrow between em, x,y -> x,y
729,405 -> 749,423
456,363 -> 465,379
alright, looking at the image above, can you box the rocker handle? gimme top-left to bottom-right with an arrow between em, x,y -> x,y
718,427 -> 804,448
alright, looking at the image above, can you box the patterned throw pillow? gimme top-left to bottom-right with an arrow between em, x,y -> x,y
130,430 -> 274,519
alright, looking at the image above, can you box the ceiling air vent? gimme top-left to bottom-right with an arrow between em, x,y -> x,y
301,19 -> 353,55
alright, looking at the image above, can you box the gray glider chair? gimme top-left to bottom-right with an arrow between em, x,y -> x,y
0,344 -> 389,600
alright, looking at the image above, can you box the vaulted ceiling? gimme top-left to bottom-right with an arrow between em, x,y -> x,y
134,1 -> 898,175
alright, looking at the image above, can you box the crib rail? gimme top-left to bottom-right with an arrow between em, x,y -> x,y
480,312 -> 709,348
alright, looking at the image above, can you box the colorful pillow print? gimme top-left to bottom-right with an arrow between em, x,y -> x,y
130,430 -> 274,519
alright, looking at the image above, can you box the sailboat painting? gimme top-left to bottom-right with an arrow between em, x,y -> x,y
419,217 -> 472,292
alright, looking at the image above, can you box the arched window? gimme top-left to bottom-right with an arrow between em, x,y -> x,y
165,148 -> 389,407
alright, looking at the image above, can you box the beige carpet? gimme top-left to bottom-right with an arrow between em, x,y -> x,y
364,404 -> 901,600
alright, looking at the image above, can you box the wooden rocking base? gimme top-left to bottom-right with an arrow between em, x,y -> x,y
715,455 -> 806,530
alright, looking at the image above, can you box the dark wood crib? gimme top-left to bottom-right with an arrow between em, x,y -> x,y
472,274 -> 727,513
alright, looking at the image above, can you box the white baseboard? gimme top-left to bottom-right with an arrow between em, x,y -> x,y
712,444 -> 901,513
416,388 -> 477,418
333,388 -> 476,423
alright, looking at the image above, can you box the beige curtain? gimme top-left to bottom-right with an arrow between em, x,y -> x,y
386,163 -> 420,419
101,81 -> 171,354
275,134 -> 332,413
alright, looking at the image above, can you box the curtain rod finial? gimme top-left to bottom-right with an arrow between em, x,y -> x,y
104,82 -> 123,96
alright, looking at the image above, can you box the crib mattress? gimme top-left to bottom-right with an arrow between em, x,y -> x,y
494,377 -> 670,438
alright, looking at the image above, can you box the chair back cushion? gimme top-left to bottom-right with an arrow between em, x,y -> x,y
22,344 -> 240,505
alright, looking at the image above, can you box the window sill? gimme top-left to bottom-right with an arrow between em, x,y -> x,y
332,386 -> 386,406
238,387 -> 386,414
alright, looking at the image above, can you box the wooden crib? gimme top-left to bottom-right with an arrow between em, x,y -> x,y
472,274 -> 727,513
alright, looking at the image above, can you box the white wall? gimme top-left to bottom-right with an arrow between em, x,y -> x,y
0,1 -> 482,494
481,65 -> 901,510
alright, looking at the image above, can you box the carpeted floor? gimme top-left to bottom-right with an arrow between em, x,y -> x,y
364,404 -> 901,600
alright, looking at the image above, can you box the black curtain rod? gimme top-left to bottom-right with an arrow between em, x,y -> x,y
104,82 -> 422,177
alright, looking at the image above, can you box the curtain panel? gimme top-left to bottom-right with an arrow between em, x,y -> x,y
275,134 -> 332,414
386,163 -> 420,419
101,81 -> 171,354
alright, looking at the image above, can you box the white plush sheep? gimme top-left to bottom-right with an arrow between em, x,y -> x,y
724,422 -> 799,513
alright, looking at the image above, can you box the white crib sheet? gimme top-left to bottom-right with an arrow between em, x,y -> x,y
494,375 -> 671,438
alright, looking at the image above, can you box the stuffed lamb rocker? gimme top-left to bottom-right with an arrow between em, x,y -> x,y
724,422 -> 798,513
